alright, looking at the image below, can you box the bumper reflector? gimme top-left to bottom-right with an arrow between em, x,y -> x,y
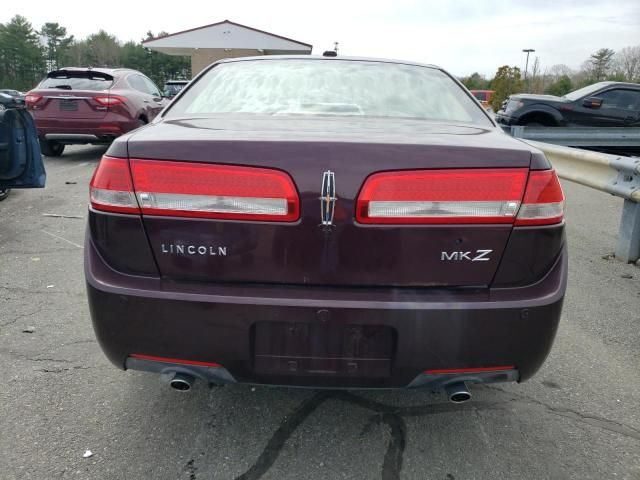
129,353 -> 222,368
423,365 -> 515,374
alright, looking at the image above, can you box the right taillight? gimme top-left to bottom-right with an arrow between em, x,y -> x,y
356,167 -> 564,226
356,168 -> 529,224
515,170 -> 565,226
89,156 -> 300,222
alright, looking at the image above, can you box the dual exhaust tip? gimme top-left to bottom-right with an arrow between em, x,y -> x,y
169,372 -> 472,403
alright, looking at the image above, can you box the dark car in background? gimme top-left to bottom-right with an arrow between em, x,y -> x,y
86,56 -> 566,400
26,68 -> 167,157
495,81 -> 640,127
163,79 -> 189,99
0,89 -> 25,110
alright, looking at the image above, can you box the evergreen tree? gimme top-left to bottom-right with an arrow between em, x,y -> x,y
588,48 -> 615,81
39,22 -> 74,71
0,15 -> 45,90
545,75 -> 573,96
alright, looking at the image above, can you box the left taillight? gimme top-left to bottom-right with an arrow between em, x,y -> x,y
89,156 -> 140,214
25,93 -> 42,108
89,156 -> 300,222
130,159 -> 300,222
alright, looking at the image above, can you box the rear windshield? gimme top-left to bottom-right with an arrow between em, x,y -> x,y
40,74 -> 113,91
164,83 -> 187,96
166,59 -> 491,125
563,82 -> 608,101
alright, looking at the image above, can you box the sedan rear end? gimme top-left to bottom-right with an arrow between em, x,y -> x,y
85,57 -> 566,398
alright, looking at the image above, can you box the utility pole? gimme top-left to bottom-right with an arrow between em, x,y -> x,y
522,48 -> 535,92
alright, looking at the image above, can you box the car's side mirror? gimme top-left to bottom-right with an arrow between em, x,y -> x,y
582,97 -> 603,109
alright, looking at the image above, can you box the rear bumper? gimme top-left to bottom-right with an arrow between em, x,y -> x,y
85,236 -> 566,389
34,114 -> 138,143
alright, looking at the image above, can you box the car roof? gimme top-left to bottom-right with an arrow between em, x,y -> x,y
591,81 -> 640,89
214,54 -> 442,71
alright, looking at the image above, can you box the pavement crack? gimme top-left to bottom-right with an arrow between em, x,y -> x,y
0,285 -> 84,296
183,459 -> 197,480
0,308 -> 45,328
30,357 -> 73,363
1,351 -> 73,363
486,386 -> 640,441
37,366 -> 92,373
380,413 -> 406,480
234,391 -> 332,480
61,339 -> 97,346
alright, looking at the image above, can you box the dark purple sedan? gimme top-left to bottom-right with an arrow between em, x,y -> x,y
85,56 -> 566,401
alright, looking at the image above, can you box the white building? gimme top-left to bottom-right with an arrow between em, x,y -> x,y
142,20 -> 313,76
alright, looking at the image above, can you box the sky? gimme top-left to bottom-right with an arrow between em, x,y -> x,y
5,0 -> 640,77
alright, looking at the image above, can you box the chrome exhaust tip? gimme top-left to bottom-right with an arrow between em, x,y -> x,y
169,372 -> 195,392
445,382 -> 471,403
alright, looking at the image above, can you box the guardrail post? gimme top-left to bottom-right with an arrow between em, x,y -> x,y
510,126 -> 524,138
615,199 -> 640,263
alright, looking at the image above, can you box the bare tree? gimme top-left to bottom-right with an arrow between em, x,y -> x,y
547,64 -> 573,80
529,56 -> 546,93
614,45 -> 640,82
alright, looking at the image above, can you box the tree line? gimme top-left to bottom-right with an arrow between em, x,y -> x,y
0,15 -> 190,91
2,12 -> 639,106
461,46 -> 640,111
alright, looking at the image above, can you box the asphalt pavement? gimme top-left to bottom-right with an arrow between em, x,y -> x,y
1,145 -> 639,480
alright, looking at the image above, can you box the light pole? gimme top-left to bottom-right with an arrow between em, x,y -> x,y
522,48 -> 535,91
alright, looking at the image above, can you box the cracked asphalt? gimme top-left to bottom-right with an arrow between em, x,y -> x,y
1,145 -> 639,480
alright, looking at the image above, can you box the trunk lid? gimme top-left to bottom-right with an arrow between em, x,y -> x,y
128,116 -> 533,287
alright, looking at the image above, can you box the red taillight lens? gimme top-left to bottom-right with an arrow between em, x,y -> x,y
94,95 -> 125,106
515,170 -> 565,226
89,156 -> 140,214
25,93 -> 42,108
130,159 -> 300,222
356,168 -> 529,224
89,157 -> 300,221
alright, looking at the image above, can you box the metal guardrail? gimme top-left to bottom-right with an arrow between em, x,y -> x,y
523,140 -> 640,263
503,126 -> 640,147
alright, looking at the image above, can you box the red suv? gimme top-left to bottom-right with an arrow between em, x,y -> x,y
26,68 -> 167,156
